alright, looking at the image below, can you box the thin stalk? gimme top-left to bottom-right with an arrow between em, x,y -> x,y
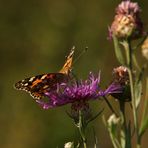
132,54 -> 140,71
104,96 -> 118,116
78,127 -> 87,148
78,110 -> 87,148
119,100 -> 128,148
109,132 -> 122,148
124,39 -> 140,148
119,101 -> 126,130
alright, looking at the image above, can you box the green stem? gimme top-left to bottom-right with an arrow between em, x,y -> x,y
119,101 -> 126,129
78,127 -> 87,148
132,54 -> 140,71
124,39 -> 140,148
78,110 -> 87,148
119,100 -> 128,148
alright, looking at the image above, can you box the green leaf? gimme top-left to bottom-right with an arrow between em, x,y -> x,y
132,54 -> 140,71
133,34 -> 148,50
113,35 -> 125,65
139,116 -> 148,138
120,129 -> 126,148
139,78 -> 148,138
107,114 -> 120,142
103,115 -> 122,148
135,67 -> 145,109
135,80 -> 142,109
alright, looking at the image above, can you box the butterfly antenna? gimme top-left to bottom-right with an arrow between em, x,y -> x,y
73,46 -> 88,65
69,46 -> 75,58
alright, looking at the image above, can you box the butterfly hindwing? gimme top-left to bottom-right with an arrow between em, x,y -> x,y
14,73 -> 67,99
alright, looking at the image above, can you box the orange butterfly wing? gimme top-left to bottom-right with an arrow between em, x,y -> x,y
14,47 -> 75,99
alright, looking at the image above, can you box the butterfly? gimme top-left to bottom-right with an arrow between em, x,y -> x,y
14,47 -> 75,100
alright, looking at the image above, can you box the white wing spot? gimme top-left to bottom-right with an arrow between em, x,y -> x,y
41,75 -> 47,80
24,83 -> 29,86
29,77 -> 35,82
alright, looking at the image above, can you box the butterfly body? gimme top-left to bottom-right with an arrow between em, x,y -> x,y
14,47 -> 75,99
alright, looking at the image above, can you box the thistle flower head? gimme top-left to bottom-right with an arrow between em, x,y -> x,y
113,66 -> 129,85
109,0 -> 143,40
116,0 -> 141,15
36,72 -> 122,109
111,66 -> 131,102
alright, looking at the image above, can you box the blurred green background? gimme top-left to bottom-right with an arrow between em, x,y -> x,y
0,0 -> 147,147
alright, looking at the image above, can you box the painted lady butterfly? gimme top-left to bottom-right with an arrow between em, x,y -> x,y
14,47 -> 75,99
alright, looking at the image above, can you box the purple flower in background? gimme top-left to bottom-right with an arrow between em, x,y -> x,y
36,72 -> 122,110
109,0 -> 143,40
116,0 -> 141,15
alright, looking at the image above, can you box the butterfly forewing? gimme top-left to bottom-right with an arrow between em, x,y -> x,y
59,46 -> 75,74
14,47 -> 75,99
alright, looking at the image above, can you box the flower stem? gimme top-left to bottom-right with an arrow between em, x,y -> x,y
119,100 -> 126,129
119,100 -> 127,148
78,110 -> 87,148
124,39 -> 140,148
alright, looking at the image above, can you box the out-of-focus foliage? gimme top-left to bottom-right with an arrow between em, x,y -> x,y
0,0 -> 147,147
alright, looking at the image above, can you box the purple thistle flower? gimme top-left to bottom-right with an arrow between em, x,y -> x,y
36,72 -> 122,110
109,0 -> 143,40
116,0 -> 141,15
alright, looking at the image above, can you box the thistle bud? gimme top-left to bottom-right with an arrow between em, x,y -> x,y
109,0 -> 143,40
113,66 -> 129,85
111,66 -> 131,102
